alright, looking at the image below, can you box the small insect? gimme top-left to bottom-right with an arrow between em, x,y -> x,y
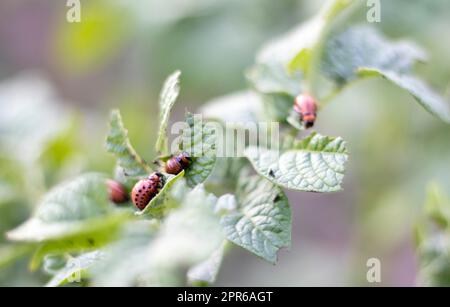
165,152 -> 192,175
293,94 -> 317,129
106,180 -> 128,204
131,172 -> 165,211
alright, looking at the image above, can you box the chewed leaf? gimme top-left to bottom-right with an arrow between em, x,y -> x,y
106,110 -> 151,182
180,113 -> 217,187
245,132 -> 348,192
358,68 -> 450,123
220,176 -> 291,264
155,71 -> 182,155
137,171 -> 185,218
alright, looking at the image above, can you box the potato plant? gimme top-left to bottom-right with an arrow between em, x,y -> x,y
1,0 -> 449,287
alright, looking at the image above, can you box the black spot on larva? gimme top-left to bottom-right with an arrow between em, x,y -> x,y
87,238 -> 95,246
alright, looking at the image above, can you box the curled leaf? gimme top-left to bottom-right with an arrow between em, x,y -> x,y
155,71 -> 182,155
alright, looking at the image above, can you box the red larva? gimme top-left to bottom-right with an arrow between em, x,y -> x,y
293,94 -> 317,129
165,152 -> 192,175
107,180 -> 129,204
131,172 -> 165,211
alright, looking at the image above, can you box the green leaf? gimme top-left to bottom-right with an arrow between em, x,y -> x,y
187,241 -> 227,286
137,171 -> 185,218
417,234 -> 450,287
106,110 -> 151,183
416,186 -> 450,288
27,213 -> 129,270
321,26 -> 450,122
246,61 -> 302,124
143,185 -> 224,285
155,71 -> 182,155
260,93 -> 295,122
214,194 -> 238,216
206,158 -> 252,193
251,0 -> 359,114
36,173 -> 112,223
359,68 -> 450,123
246,61 -> 302,97
258,0 -> 356,69
423,183 -> 450,229
221,176 -> 291,263
150,185 -> 223,264
322,26 -> 427,85
179,113 -> 217,187
416,184 -> 450,286
46,251 -> 105,287
94,186 -> 225,287
91,220 -> 157,287
6,173 -> 131,268
245,132 -> 348,192
200,91 -> 262,124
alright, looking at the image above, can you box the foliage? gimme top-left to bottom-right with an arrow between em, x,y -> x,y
416,184 -> 450,286
2,0 -> 449,287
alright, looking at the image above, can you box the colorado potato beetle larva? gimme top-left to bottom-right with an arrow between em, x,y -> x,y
294,94 -> 317,129
107,180 -> 129,204
165,152 -> 192,175
131,172 -> 165,210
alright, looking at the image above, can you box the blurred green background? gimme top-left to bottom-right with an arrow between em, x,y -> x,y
0,0 -> 449,286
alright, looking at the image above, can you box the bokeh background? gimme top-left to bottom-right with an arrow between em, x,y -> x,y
1,0 -> 450,286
